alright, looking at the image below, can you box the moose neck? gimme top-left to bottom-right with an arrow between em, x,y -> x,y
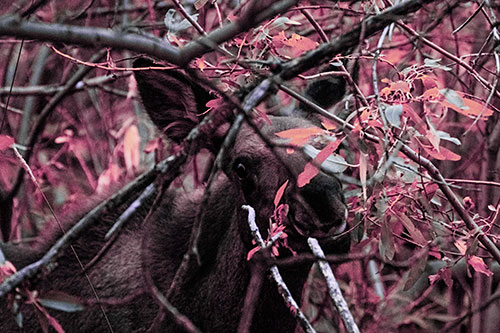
146,176 -> 313,332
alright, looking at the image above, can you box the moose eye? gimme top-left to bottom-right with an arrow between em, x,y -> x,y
234,161 -> 249,179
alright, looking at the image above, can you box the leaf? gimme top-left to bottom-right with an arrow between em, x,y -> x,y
123,125 -> 140,175
398,213 -> 427,246
321,118 -> 337,131
379,217 -> 395,261
460,96 -> 494,119
96,163 -> 122,195
269,17 -> 301,31
303,145 -> 347,174
428,272 -> 440,285
454,239 -> 467,255
429,267 -> 453,287
436,130 -> 461,146
468,256 -> 493,276
297,163 -> 318,189
439,88 -> 467,110
38,291 -> 85,312
0,261 -> 16,283
272,31 -> 318,57
297,140 -> 342,187
423,58 -> 452,71
274,180 -> 289,207
205,97 -> 224,113
384,104 -> 403,128
164,9 -> 198,32
0,135 -> 14,151
33,302 -> 65,333
426,118 -> 440,152
195,58 -> 206,71
247,246 -> 261,261
275,127 -> 323,146
404,250 -> 428,290
418,142 -> 461,161
194,0 -> 210,10
438,90 -> 494,119
282,33 -> 317,52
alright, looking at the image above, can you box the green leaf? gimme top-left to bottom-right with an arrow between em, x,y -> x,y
439,88 -> 468,110
303,144 -> 347,173
424,58 -> 452,71
39,292 -> 85,313
436,130 -> 461,146
379,217 -> 395,261
164,9 -> 198,32
384,104 -> 403,128
403,250 -> 428,291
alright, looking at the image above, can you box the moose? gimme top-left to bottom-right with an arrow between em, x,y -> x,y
0,58 -> 349,332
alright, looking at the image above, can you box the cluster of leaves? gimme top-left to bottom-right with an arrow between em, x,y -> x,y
0,0 -> 500,332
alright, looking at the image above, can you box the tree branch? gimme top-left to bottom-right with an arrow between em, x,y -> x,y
0,0 -> 298,66
242,205 -> 316,333
308,238 -> 360,333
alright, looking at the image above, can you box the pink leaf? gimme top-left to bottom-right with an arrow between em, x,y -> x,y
469,256 -> 493,276
274,180 -> 289,207
275,127 -> 323,146
0,135 -> 14,151
124,125 -> 140,176
297,140 -> 342,188
247,246 -> 261,261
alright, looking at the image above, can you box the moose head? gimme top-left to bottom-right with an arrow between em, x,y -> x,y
0,58 -> 349,333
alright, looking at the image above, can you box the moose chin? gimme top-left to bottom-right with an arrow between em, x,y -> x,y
0,58 -> 350,332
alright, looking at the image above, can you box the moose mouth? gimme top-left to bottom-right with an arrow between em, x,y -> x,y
288,209 -> 348,240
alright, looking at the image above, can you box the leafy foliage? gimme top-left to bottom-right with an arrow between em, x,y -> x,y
0,0 -> 500,332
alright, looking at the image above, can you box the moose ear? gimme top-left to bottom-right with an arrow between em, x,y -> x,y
133,58 -> 213,143
303,76 -> 346,110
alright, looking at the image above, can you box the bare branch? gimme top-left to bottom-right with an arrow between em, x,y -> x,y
0,72 -> 131,96
308,238 -> 360,333
0,0 -> 298,66
242,205 -> 316,333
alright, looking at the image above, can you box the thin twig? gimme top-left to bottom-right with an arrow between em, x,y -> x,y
242,205 -> 316,333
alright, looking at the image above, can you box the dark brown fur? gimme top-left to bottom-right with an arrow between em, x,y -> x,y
0,59 -> 349,332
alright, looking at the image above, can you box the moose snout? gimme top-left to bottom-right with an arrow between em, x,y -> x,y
292,173 -> 347,239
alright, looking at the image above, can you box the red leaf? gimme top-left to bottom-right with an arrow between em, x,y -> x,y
428,272 -> 440,285
0,135 -> 14,151
272,31 -> 318,58
247,246 -> 261,261
195,58 -> 206,71
418,141 -> 461,161
469,256 -> 493,276
282,33 -> 317,52
275,127 -> 323,146
124,125 -> 140,175
297,140 -> 341,188
428,267 -> 453,287
297,163 -> 318,188
454,239 -> 467,255
274,180 -> 289,207
0,261 -> 16,283
321,118 -> 337,130
423,88 -> 494,119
